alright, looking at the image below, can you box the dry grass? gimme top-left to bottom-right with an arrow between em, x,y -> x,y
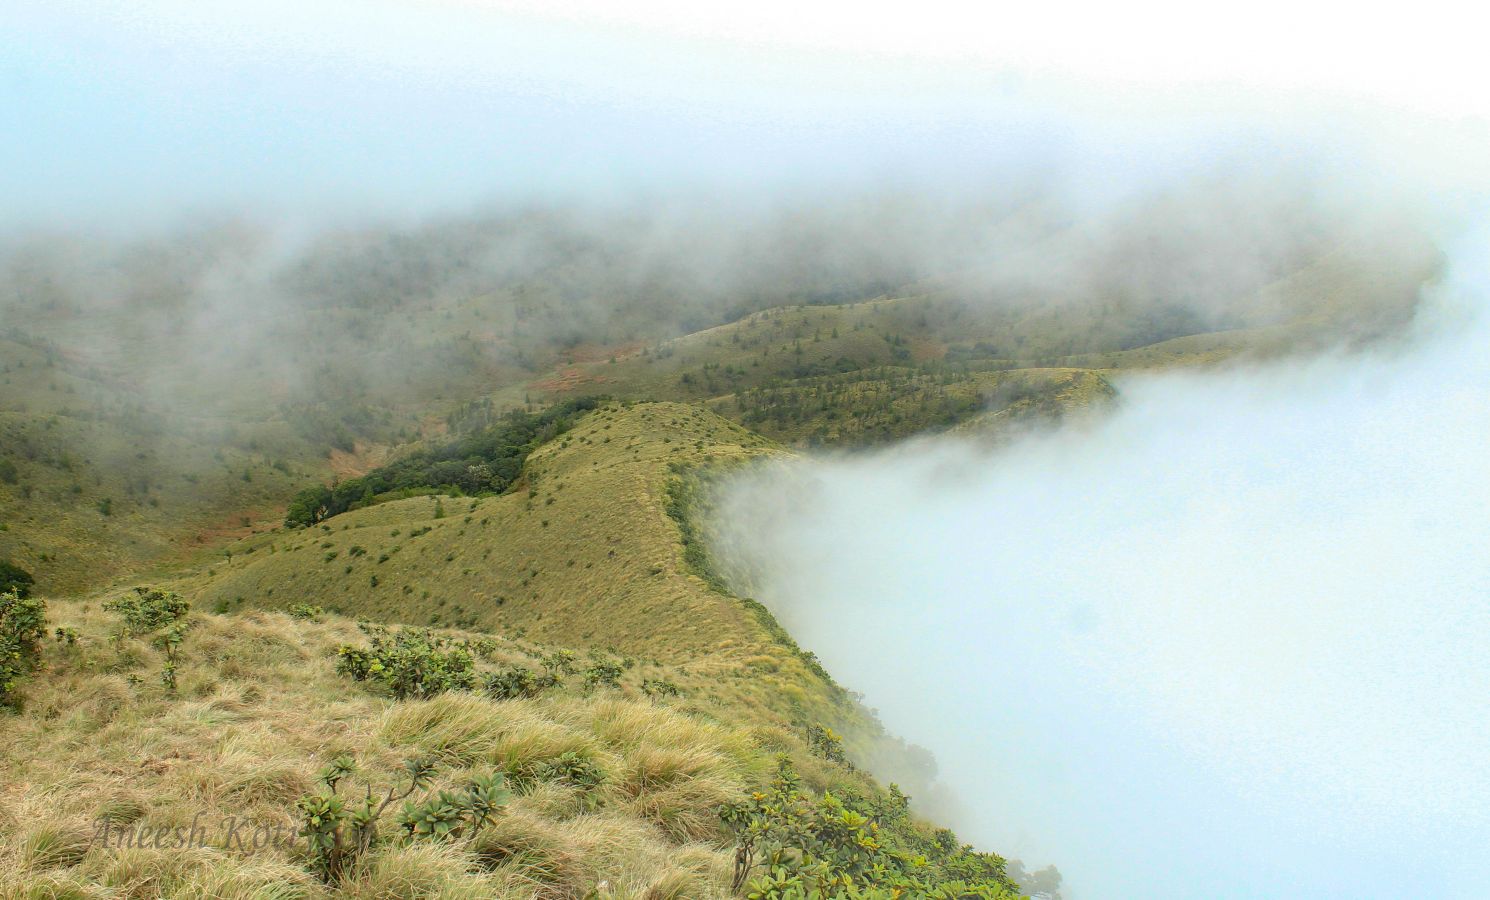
0,598 -> 820,899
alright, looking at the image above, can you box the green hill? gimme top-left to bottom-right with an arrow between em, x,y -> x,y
1,401 -> 1024,898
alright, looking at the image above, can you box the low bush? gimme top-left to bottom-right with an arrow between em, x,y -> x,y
297,753 -> 510,884
103,587 -> 190,636
1,589 -> 46,709
720,757 -> 1020,898
336,624 -> 476,700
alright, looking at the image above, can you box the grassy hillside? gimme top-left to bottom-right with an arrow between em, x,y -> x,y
179,404 -> 778,657
3,600 -> 1011,899
1,402 -> 1029,897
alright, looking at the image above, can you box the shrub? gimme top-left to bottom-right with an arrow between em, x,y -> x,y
641,678 -> 682,698
1,589 -> 47,709
296,753 -> 510,884
720,758 -> 1019,898
154,621 -> 189,693
289,603 -> 325,621
806,722 -> 850,768
582,659 -> 625,692
540,649 -> 576,679
536,751 -> 606,792
335,625 -> 476,700
103,587 -> 190,636
0,560 -> 34,598
482,666 -> 552,701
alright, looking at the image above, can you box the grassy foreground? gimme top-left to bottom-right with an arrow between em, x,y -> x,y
0,601 -> 881,899
1,402 -> 1025,898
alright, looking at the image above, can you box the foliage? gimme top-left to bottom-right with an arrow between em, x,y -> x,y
153,621 -> 190,693
582,657 -> 626,691
540,649 -> 577,678
103,587 -> 190,636
102,587 -> 192,693
296,753 -> 496,884
335,624 -> 476,700
398,772 -> 509,842
806,723 -> 851,768
285,397 -> 606,527
289,602 -> 325,621
720,758 -> 1020,899
1,589 -> 47,709
641,677 -> 682,698
482,665 -> 556,700
0,560 -> 35,599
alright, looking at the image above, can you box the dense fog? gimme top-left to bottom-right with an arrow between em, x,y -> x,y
714,230 -> 1490,898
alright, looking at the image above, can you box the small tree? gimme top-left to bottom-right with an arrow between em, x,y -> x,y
298,754 -> 508,884
1,589 -> 46,709
104,587 -> 190,635
105,587 -> 191,692
0,560 -> 35,599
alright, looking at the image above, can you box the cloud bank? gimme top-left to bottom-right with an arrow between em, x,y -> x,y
713,231 -> 1490,898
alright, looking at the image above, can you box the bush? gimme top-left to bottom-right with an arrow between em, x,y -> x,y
296,753 -> 510,884
582,659 -> 625,692
806,722 -> 850,768
1,589 -> 46,709
482,666 -> 554,701
104,587 -> 192,693
103,587 -> 190,636
641,678 -> 682,698
720,758 -> 1020,898
0,560 -> 34,599
289,603 -> 325,621
336,625 -> 476,700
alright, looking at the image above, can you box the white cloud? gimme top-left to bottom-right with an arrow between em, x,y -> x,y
715,232 -> 1490,898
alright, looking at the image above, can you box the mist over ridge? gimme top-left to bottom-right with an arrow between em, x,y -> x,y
711,226 -> 1490,898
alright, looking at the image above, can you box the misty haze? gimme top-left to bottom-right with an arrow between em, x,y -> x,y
1,4 -> 1485,900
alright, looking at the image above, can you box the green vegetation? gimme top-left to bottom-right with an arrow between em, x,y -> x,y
284,397 -> 605,527
721,757 -> 1020,898
0,559 -> 34,598
336,623 -> 478,700
102,586 -> 190,636
297,753 -> 510,884
0,588 -> 46,709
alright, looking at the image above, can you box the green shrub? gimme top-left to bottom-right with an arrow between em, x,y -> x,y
482,665 -> 555,701
582,659 -> 625,692
0,560 -> 34,598
720,758 -> 1019,899
806,722 -> 850,768
1,589 -> 47,709
296,753 -> 510,884
335,624 -> 476,700
641,678 -> 682,698
154,621 -> 189,693
289,603 -> 325,621
103,587 -> 190,636
540,649 -> 576,678
536,751 -> 606,792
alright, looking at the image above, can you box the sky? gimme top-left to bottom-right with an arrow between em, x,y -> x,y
3,1 -> 1485,227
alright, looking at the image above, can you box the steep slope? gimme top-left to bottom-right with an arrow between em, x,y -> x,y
181,403 -> 776,658
1,602 -> 962,899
